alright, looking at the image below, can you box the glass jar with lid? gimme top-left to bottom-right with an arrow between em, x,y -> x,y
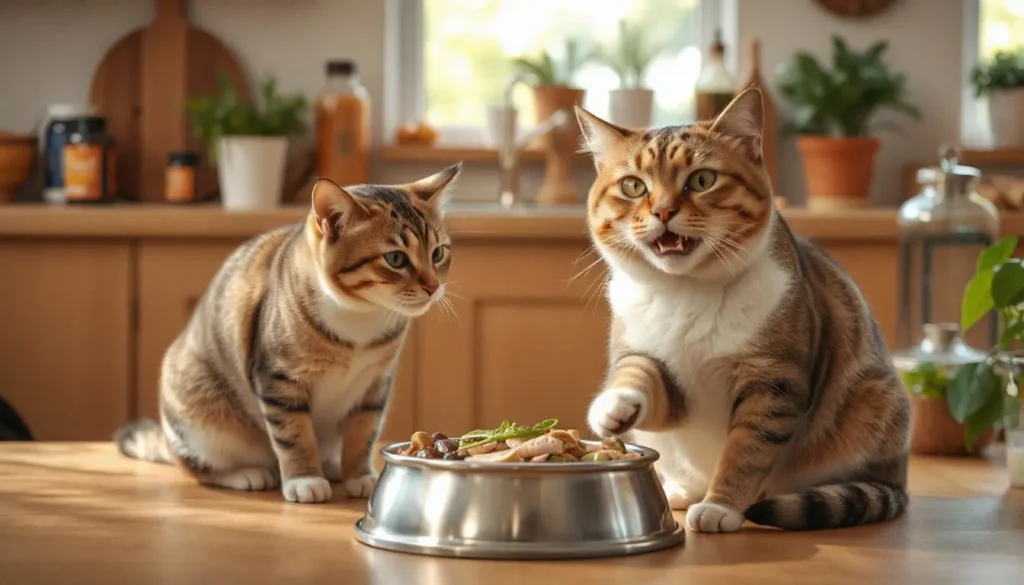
897,144 -> 1000,351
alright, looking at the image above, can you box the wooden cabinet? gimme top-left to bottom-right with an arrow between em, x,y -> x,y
3,206 -> 1022,443
0,240 -> 132,439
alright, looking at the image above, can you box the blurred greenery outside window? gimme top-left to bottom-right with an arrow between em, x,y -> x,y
965,0 -> 1024,143
419,0 -> 710,145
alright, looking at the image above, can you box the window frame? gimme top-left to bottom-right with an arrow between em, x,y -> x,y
961,0 -> 985,146
385,0 -> 731,147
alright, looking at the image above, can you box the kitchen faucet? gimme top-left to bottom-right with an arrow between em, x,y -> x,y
496,74 -> 570,208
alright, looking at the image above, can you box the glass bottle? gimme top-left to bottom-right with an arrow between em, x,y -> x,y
316,59 -> 370,187
896,144 -> 1000,351
694,28 -> 735,121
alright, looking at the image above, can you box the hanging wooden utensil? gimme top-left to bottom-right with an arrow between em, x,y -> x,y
742,39 -> 781,200
88,0 -> 249,202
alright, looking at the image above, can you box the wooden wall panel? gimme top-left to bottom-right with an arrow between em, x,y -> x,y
0,240 -> 131,440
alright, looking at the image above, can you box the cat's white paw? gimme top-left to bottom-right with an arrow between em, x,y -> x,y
283,476 -> 333,504
321,459 -> 343,482
587,387 -> 648,437
685,501 -> 745,533
663,482 -> 702,510
343,474 -> 377,498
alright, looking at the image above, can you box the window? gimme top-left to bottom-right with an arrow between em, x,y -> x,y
962,0 -> 1024,145
388,0 -> 726,146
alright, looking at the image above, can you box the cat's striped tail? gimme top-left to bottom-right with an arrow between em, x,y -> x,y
744,482 -> 908,530
115,419 -> 173,464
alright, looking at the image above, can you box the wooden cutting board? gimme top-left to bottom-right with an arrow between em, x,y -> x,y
88,0 -> 249,202
742,39 -> 780,196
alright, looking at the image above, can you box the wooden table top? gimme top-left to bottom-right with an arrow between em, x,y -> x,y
1,443 -> 1022,585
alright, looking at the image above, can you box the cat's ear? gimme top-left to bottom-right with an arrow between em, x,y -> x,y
408,162 -> 462,211
710,86 -> 764,162
575,106 -> 633,168
311,178 -> 368,243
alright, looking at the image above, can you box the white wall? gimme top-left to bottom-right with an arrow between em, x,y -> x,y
0,0 -> 966,205
735,0 -> 964,206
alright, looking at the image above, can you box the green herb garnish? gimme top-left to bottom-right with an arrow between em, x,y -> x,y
458,418 -> 558,450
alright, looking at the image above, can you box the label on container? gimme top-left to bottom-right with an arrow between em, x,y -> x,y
165,167 -> 196,202
316,94 -> 369,185
63,144 -> 103,201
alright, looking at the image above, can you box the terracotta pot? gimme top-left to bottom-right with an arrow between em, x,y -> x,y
530,85 -> 585,206
797,136 -> 880,211
0,132 -> 36,203
910,395 -> 995,456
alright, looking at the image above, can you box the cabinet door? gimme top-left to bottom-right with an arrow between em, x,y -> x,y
0,240 -> 131,439
411,242 -> 610,436
135,241 -> 416,442
136,241 -> 241,420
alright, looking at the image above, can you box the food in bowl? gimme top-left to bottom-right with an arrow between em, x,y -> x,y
399,418 -> 641,463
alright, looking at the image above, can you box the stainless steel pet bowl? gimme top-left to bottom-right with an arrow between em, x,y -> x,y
354,440 -> 684,559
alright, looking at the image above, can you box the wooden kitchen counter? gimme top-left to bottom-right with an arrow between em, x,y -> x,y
5,202 -> 1024,241
0,443 -> 1021,584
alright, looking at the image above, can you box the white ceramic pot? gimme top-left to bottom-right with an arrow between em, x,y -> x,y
216,136 -> 288,211
608,88 -> 654,129
988,88 -> 1024,148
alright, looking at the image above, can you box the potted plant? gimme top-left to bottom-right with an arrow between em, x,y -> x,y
971,49 -> 1024,148
776,36 -> 920,211
512,38 -> 589,139
188,71 -> 307,211
936,236 -> 1024,457
601,20 -> 656,128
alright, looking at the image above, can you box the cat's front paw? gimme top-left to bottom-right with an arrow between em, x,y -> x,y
283,476 -> 333,504
343,474 -> 377,498
685,501 -> 745,533
587,387 -> 648,437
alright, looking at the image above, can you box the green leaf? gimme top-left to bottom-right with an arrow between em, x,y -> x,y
1001,318 -> 1024,347
947,361 -> 998,422
963,373 -> 1004,452
992,261 -> 1024,309
978,236 -> 1019,271
962,269 -> 995,332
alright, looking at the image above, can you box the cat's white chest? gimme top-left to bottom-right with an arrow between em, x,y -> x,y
310,351 -> 380,441
607,259 -> 791,481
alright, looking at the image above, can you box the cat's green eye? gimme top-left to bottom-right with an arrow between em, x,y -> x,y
383,251 -> 410,269
686,169 -> 717,192
619,176 -> 648,198
431,245 -> 447,264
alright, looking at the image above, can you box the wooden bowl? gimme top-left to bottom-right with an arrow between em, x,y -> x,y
0,132 -> 37,203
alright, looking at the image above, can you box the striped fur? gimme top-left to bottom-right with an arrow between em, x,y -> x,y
117,164 -> 461,503
578,89 -> 910,532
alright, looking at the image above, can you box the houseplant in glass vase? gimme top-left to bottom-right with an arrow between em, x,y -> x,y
776,36 -> 920,210
952,236 -> 1024,486
971,49 -> 1024,147
188,72 -> 307,210
602,20 -> 656,128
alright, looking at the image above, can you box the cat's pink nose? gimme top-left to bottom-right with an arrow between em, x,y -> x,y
656,208 -> 678,223
421,281 -> 439,296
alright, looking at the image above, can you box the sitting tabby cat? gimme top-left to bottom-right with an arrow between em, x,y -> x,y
577,88 -> 910,532
117,164 -> 461,503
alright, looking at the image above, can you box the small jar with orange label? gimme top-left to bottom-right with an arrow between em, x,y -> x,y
63,117 -> 110,203
165,151 -> 200,203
